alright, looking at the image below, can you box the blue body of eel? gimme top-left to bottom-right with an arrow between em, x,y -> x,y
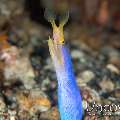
47,11 -> 83,120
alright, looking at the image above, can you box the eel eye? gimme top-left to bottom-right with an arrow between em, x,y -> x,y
62,41 -> 65,44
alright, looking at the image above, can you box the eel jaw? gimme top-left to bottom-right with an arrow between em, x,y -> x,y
48,37 -> 64,66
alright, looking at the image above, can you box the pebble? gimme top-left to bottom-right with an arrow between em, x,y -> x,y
81,86 -> 100,103
99,78 -> 115,92
77,70 -> 95,84
106,64 -> 119,74
16,88 -> 51,115
81,70 -> 95,82
8,109 -> 16,120
112,89 -> 120,98
71,50 -> 85,59
41,77 -> 51,91
40,107 -> 59,120
0,97 -> 6,112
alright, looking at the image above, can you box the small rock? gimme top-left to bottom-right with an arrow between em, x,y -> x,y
16,88 -> 51,115
18,110 -> 30,120
40,107 -> 59,120
0,97 -> 6,112
8,109 -> 16,120
78,70 -> 95,84
41,78 -> 51,91
81,86 -> 100,103
82,70 -> 95,81
106,64 -> 119,74
71,50 -> 84,59
112,89 -> 120,98
99,78 -> 115,92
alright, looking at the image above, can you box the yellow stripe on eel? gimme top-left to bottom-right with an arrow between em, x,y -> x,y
50,20 -> 64,45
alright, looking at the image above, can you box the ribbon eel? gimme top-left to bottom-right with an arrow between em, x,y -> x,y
45,9 -> 83,120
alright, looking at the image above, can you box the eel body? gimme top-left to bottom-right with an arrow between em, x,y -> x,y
47,11 -> 83,120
